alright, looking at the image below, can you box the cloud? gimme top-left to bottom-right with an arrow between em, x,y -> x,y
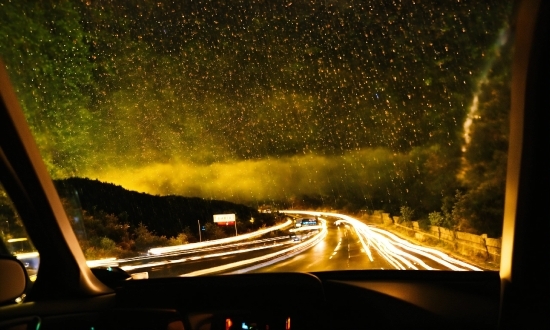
84,148 -> 403,205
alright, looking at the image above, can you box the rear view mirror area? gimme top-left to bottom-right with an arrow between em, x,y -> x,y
0,256 -> 27,305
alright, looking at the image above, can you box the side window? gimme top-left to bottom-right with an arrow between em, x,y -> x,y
0,182 -> 39,282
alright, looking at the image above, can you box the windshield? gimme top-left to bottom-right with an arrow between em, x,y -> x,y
0,0 -> 512,276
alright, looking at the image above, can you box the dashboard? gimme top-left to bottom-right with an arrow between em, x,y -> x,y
117,272 -> 326,330
0,270 -> 498,330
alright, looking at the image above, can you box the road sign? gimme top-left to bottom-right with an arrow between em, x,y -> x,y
213,214 -> 238,236
213,214 -> 236,224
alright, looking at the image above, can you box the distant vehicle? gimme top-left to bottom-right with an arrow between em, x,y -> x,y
301,218 -> 318,226
294,217 -> 317,228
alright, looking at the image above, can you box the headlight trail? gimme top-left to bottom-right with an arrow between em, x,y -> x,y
289,225 -> 323,232
120,241 -> 291,272
368,227 -> 481,271
87,220 -> 295,268
87,236 -> 293,269
282,211 -> 481,271
148,219 -> 293,255
182,219 -> 328,276
14,252 -> 39,259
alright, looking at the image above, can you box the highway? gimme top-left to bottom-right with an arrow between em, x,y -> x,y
84,217 -> 324,277
252,211 -> 481,272
86,211 -> 480,278
251,220 -> 395,272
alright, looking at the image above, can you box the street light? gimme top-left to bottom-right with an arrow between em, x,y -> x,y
198,220 -> 202,242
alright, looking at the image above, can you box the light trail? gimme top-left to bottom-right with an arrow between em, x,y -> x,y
87,236 -> 292,268
14,251 -> 39,259
148,220 -> 293,255
289,225 -> 323,232
120,241 -> 291,272
368,227 -> 481,271
181,219 -> 328,276
282,211 -> 482,271
87,258 -> 118,268
86,220 -> 295,268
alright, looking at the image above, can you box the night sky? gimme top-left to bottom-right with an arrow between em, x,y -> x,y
0,0 -> 512,215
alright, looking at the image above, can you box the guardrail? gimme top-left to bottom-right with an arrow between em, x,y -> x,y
372,214 -> 501,262
86,219 -> 295,268
182,219 -> 328,276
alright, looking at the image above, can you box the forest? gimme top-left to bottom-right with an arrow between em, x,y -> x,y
57,178 -> 280,258
0,1 -> 512,241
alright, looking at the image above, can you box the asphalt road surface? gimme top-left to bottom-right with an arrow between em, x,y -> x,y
113,211 -> 480,278
252,212 -> 480,272
253,222 -> 395,272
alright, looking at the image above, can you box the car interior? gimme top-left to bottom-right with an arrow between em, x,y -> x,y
0,1 -> 548,329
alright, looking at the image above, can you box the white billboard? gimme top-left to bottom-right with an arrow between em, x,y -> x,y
213,214 -> 236,223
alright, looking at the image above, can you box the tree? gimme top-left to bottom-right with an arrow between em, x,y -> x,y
168,233 -> 189,246
133,222 -> 168,252
0,1 -> 96,177
180,226 -> 197,243
400,206 -> 414,224
440,193 -> 459,230
204,222 -> 228,240
0,188 -> 24,238
454,36 -> 512,237
428,212 -> 444,227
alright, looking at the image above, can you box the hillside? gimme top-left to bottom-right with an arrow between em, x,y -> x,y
54,178 -> 276,238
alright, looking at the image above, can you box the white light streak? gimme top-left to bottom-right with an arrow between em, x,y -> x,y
182,219 -> 328,276
282,210 -> 481,271
148,220 -> 292,255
